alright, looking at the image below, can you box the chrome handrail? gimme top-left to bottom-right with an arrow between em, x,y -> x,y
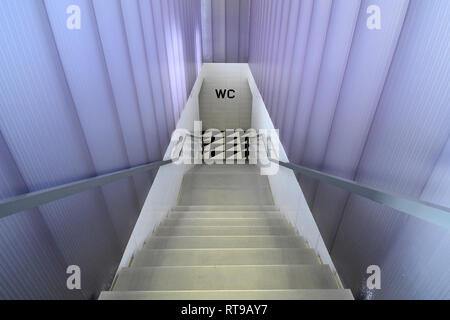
0,135 -> 188,219
4,132 -> 447,229
262,135 -> 450,229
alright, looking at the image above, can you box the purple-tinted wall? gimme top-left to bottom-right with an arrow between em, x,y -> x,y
249,0 -> 450,299
202,0 -> 250,62
0,0 -> 449,300
0,0 -> 202,299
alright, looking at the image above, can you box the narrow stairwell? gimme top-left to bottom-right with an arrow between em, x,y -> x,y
100,165 -> 352,300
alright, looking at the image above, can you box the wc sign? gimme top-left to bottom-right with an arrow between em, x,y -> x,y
215,89 -> 236,99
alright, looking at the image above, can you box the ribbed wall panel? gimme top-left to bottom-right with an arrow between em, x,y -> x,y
212,0 -> 226,62
44,0 -> 148,257
0,133 -> 77,299
93,0 -> 154,207
264,0 -> 286,117
332,0 -> 450,299
238,0 -> 250,62
0,0 -> 202,299
202,0 -> 250,63
265,1 -> 300,131
225,0 -> 240,62
139,0 -> 176,136
160,0 -> 183,121
201,0 -> 213,62
0,0 -> 120,299
121,0 -> 166,158
287,0 -> 333,162
249,0 -> 450,299
311,0 -> 409,250
278,0 -> 314,147
300,0 -> 361,208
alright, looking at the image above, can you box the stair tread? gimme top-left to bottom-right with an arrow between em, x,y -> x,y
100,289 -> 353,300
170,210 -> 281,214
178,172 -> 273,205
172,206 -> 279,212
183,172 -> 266,179
132,248 -> 319,266
144,235 -> 307,249
168,212 -> 283,219
189,164 -> 261,174
113,265 -> 339,291
162,217 -> 288,227
153,226 -> 296,236
178,190 -> 274,206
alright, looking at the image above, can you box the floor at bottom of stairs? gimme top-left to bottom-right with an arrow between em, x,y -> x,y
99,289 -> 353,300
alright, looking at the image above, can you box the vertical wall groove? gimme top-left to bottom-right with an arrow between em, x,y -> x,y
202,0 -> 250,63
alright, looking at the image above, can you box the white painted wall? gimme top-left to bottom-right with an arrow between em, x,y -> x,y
199,63 -> 252,130
116,67 -> 206,272
244,64 -> 343,285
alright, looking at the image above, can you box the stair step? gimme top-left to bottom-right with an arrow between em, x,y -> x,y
177,189 -> 274,206
112,265 -> 339,291
144,236 -> 307,249
100,289 -> 354,300
161,218 -> 288,227
132,248 -> 319,267
190,164 -> 261,174
168,211 -> 282,219
153,226 -> 295,236
179,172 -> 273,205
172,205 -> 279,212
182,172 -> 269,186
183,171 -> 266,180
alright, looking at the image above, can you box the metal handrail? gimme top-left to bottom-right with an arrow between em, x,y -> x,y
2,132 -> 448,229
263,136 -> 450,229
0,136 -> 188,220
0,160 -> 172,220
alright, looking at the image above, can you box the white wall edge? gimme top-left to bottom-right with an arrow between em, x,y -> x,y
115,65 -> 208,276
245,64 -> 345,288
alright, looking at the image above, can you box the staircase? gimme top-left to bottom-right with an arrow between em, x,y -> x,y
99,165 -> 352,300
